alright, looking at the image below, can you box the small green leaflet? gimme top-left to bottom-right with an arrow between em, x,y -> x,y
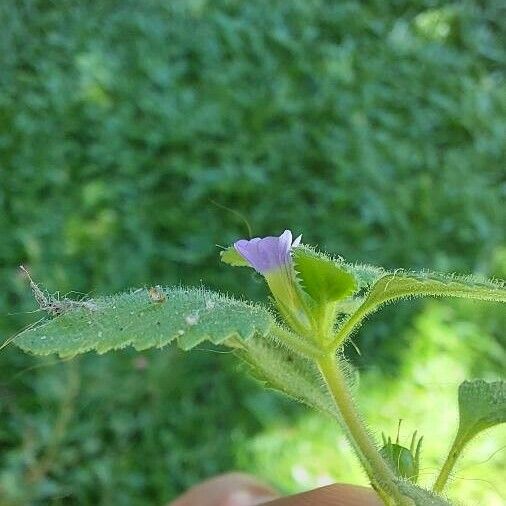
432,380 -> 505,497
457,379 -> 506,444
14,287 -> 273,357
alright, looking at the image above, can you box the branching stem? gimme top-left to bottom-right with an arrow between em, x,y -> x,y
271,325 -> 323,359
327,305 -> 370,351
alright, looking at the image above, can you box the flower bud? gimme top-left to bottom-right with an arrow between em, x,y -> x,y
380,423 -> 422,483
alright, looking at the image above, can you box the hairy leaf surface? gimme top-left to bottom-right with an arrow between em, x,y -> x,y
333,269 -> 506,346
457,379 -> 506,443
14,287 -> 274,357
293,247 -> 357,303
236,335 -> 337,416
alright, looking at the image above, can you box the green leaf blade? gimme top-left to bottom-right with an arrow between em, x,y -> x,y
237,334 -> 337,416
457,379 -> 506,442
14,287 -> 274,357
331,268 -> 506,348
433,379 -> 505,495
366,272 -> 506,308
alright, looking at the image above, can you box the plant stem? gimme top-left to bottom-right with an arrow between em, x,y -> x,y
433,432 -> 465,493
327,302 -> 372,351
271,325 -> 322,359
317,353 -> 411,506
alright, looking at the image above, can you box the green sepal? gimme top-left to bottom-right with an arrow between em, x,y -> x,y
293,247 -> 357,303
457,379 -> 506,443
380,430 -> 423,483
220,246 -> 250,267
382,444 -> 416,480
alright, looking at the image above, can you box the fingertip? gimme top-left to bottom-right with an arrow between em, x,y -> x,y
261,483 -> 382,506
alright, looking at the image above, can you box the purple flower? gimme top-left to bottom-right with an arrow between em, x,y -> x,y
234,230 -> 302,274
233,230 -> 309,333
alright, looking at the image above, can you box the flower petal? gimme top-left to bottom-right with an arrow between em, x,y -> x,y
233,230 -> 300,274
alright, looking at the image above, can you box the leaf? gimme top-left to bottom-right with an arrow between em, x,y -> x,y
332,269 -> 506,346
293,247 -> 357,303
457,379 -> 506,443
220,246 -> 250,267
348,262 -> 385,289
432,380 -> 505,495
14,287 -> 274,357
364,271 -> 506,306
236,334 -> 337,416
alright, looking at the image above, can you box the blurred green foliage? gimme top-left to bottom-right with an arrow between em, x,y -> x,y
0,0 -> 505,504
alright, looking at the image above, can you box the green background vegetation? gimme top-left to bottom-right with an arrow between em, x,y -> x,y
0,1 -> 505,504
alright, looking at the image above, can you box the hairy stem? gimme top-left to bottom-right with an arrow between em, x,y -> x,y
327,307 -> 370,351
433,432 -> 466,493
270,325 -> 323,359
317,354 -> 411,506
